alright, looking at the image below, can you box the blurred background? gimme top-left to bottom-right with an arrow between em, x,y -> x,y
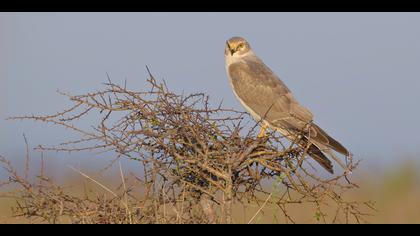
1,13 -> 420,223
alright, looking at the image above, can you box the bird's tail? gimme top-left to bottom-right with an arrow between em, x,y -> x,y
303,123 -> 351,174
310,123 -> 349,156
306,143 -> 334,174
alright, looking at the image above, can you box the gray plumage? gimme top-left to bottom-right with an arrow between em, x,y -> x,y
225,36 -> 349,174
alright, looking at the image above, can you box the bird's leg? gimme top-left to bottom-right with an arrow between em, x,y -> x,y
257,123 -> 268,138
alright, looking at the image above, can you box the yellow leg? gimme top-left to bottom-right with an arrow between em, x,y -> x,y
257,124 -> 268,138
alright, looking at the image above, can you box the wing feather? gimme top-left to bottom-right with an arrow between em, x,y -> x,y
309,123 -> 350,156
228,58 -> 313,132
227,57 -> 350,173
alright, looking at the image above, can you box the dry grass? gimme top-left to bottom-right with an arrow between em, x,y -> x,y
1,164 -> 419,224
0,70 -> 373,224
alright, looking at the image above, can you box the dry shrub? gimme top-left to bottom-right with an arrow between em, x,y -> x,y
1,69 -> 374,223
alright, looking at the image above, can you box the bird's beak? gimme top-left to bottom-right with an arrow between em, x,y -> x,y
226,41 -> 234,55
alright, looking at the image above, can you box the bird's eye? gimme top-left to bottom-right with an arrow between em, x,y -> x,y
237,43 -> 244,50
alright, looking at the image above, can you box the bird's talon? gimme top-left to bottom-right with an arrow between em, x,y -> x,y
257,124 -> 268,138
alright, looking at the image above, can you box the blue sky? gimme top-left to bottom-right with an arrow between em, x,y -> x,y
1,13 -> 420,174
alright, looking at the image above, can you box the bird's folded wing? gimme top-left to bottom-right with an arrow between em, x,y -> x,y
308,123 -> 350,156
228,59 -> 313,132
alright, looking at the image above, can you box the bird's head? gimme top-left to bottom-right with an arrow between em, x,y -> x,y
225,37 -> 252,57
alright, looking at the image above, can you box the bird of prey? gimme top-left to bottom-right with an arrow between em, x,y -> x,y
224,36 -> 350,174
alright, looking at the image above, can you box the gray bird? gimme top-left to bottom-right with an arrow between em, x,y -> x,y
225,36 -> 350,174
